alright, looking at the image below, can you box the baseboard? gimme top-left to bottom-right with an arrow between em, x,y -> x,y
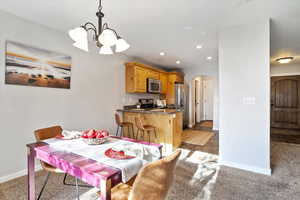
0,164 -> 42,184
219,159 -> 272,176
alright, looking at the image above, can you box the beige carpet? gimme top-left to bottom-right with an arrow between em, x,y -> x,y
183,129 -> 214,146
211,142 -> 300,200
1,141 -> 300,200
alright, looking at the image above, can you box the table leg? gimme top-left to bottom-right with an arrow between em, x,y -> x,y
27,147 -> 36,200
99,179 -> 111,200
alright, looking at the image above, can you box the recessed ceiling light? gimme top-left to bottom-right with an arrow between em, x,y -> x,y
207,56 -> 212,60
176,60 -> 181,64
276,57 -> 293,64
196,45 -> 202,49
160,52 -> 165,56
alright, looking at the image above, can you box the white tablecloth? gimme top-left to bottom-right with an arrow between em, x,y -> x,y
44,137 -> 161,182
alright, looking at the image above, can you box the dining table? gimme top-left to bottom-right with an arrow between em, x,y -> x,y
27,136 -> 163,200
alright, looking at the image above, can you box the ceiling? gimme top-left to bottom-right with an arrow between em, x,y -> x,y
0,0 -> 300,69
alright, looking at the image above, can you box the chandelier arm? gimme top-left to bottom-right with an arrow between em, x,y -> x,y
108,28 -> 121,39
83,22 -> 97,31
86,28 -> 98,40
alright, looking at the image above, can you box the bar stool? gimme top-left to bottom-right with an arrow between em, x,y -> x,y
135,117 -> 158,143
115,113 -> 134,138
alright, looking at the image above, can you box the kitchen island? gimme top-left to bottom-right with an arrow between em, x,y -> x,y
117,109 -> 183,153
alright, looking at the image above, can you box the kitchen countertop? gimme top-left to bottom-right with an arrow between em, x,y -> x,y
117,108 -> 183,115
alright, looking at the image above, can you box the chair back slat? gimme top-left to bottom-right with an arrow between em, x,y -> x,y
34,126 -> 62,141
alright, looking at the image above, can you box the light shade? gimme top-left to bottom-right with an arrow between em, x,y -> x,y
73,41 -> 88,52
115,38 -> 130,53
69,27 -> 87,42
99,46 -> 113,55
98,29 -> 118,47
276,57 -> 293,64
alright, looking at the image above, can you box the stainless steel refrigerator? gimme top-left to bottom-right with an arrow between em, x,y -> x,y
175,83 -> 189,128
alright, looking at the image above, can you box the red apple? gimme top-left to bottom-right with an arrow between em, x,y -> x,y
96,132 -> 104,138
101,130 -> 109,137
81,132 -> 89,138
87,129 -> 96,138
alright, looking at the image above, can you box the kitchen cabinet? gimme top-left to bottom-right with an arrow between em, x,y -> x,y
125,62 -> 184,96
121,110 -> 183,153
166,73 -> 184,104
160,73 -> 168,94
147,70 -> 160,80
126,64 -> 148,93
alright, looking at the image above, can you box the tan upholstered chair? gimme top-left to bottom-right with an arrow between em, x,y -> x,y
111,150 -> 181,200
34,126 -> 86,200
135,117 -> 158,143
115,113 -> 135,138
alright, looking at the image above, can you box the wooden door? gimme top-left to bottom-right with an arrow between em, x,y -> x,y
271,76 -> 300,129
203,78 -> 214,120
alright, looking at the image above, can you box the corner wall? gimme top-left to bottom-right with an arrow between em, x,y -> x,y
219,20 -> 271,174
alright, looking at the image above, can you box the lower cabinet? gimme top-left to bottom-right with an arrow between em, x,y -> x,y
122,112 -> 183,153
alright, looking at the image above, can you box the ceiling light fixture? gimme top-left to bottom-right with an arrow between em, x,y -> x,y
69,0 -> 130,54
207,56 -> 212,60
276,57 -> 294,64
176,61 -> 181,64
160,52 -> 165,56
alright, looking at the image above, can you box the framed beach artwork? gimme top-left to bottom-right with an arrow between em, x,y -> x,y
5,41 -> 72,89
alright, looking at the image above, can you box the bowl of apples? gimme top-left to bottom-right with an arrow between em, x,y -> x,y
81,129 -> 109,145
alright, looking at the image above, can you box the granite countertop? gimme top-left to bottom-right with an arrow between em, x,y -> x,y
117,108 -> 183,115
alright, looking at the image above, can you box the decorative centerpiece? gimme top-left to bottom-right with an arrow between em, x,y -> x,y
81,129 -> 109,145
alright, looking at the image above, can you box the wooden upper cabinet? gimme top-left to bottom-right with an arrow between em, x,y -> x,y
125,62 -> 184,95
126,63 -> 147,93
135,67 -> 147,92
165,73 -> 184,104
147,70 -> 160,80
160,73 -> 168,94
166,74 -> 177,104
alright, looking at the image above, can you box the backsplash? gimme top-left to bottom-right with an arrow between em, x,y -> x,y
122,93 -> 160,106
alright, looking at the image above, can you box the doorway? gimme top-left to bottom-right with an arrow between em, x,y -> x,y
193,76 -> 214,130
271,75 -> 300,144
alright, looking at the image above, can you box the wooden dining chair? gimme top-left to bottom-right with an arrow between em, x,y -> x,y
34,126 -> 85,200
110,150 -> 182,200
135,117 -> 158,143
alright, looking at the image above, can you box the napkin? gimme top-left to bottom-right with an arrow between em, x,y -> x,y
62,130 -> 82,139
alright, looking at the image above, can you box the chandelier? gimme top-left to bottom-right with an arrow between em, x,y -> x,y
68,0 -> 130,55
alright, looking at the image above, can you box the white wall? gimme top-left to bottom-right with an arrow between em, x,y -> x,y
219,20 -> 271,175
185,65 -> 219,130
271,63 -> 300,76
0,10 -> 136,180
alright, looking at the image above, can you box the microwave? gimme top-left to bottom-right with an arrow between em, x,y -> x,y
147,78 -> 161,93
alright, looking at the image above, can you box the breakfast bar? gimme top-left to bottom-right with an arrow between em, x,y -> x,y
117,109 -> 183,153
